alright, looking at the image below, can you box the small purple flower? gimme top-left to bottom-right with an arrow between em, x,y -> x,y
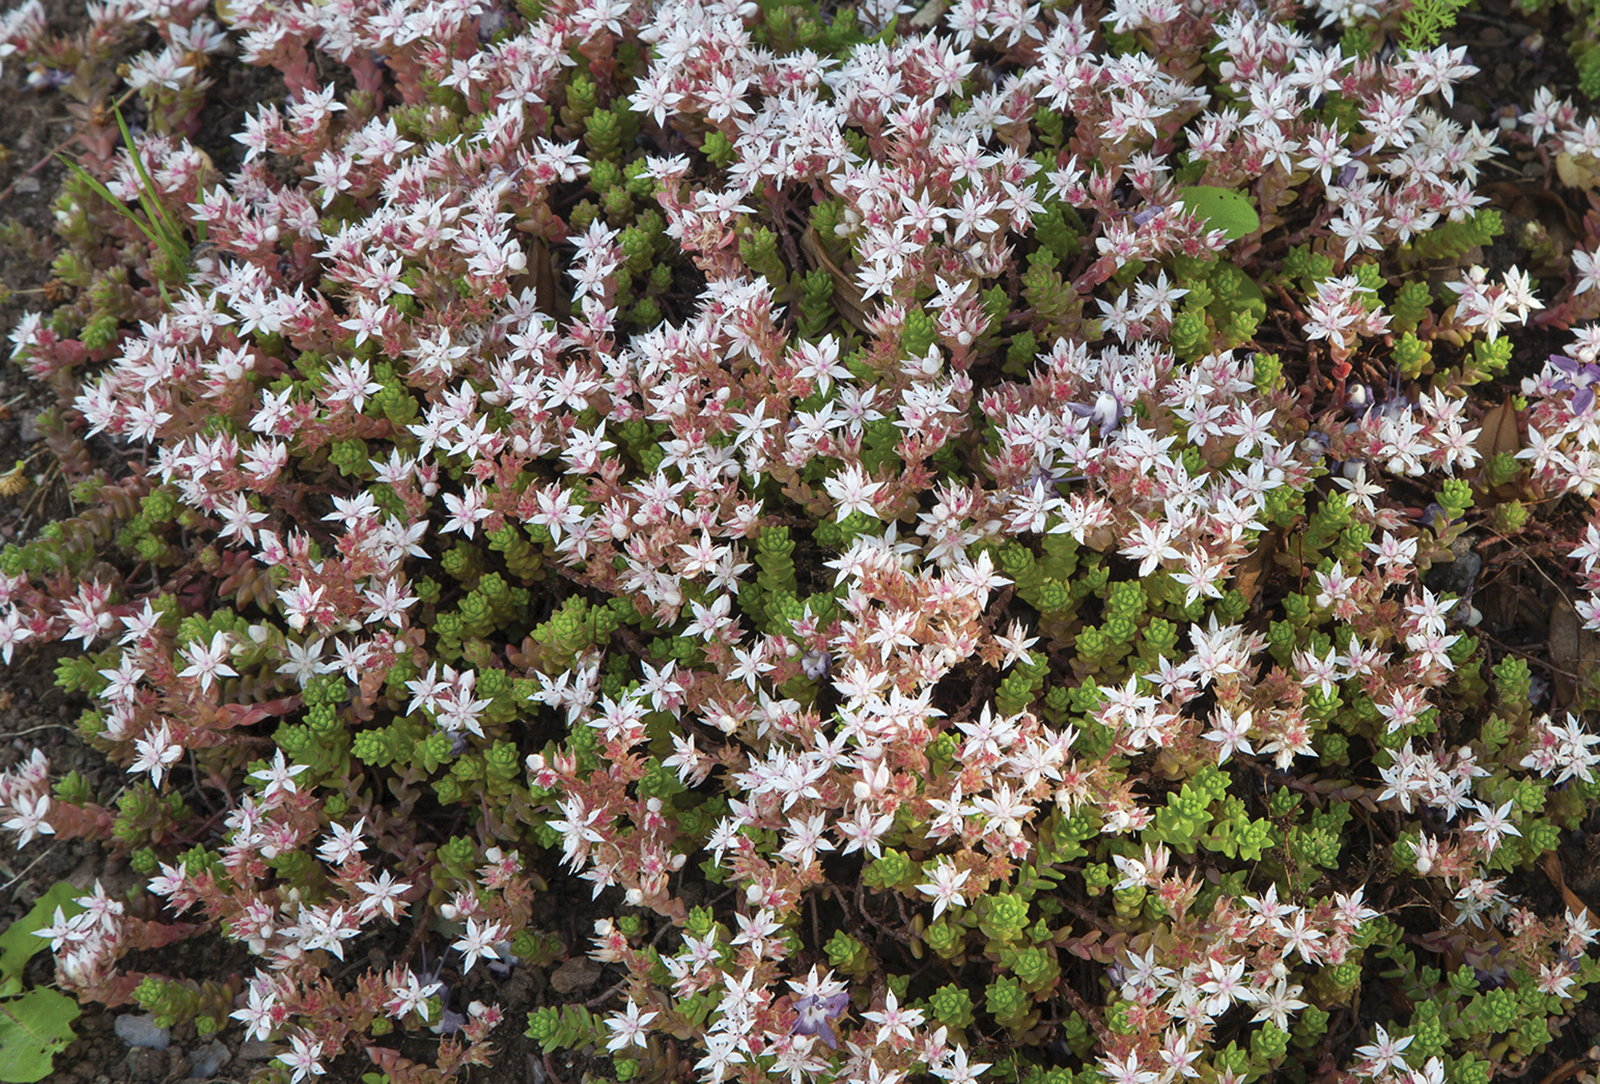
1066,390 -> 1124,438
1415,502 -> 1451,527
792,990 -> 849,1050
1541,354 -> 1600,413
1549,352 -> 1582,376
26,68 -> 70,91
477,6 -> 509,38
1131,204 -> 1164,227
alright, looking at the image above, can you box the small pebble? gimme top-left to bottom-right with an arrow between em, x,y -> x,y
12,176 -> 38,194
114,1013 -> 170,1051
187,1039 -> 230,1079
124,1047 -> 167,1083
550,956 -> 601,994
237,1039 -> 282,1061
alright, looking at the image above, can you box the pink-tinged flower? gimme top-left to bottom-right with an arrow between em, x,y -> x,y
629,73 -> 683,127
915,858 -> 972,919
385,969 -> 441,1021
277,1031 -> 326,1084
0,608 -> 33,664
1328,889 -> 1378,931
992,619 -> 1039,670
1298,125 -> 1353,185
862,988 -> 925,1048
452,917 -> 506,972
604,1000 -> 659,1051
179,631 -> 238,692
32,905 -> 89,953
1274,911 -> 1325,963
292,903 -> 360,959
1250,978 -> 1308,1031
322,356 -> 383,410
837,803 -> 895,857
1099,1050 -> 1158,1084
932,1045 -> 991,1083
277,576 -> 327,632
316,817 -> 366,864
130,722 -> 183,788
249,751 -> 308,802
823,464 -> 884,521
1199,957 -> 1250,1014
332,295 -> 384,348
3,791 -> 52,847
1120,516 -> 1182,577
1463,799 -> 1521,853
1202,707 -> 1254,764
777,815 -> 834,868
230,975 -> 282,1041
1536,963 -> 1578,999
147,861 -> 198,913
1354,1023 -> 1413,1076
356,870 -> 411,921
72,881 -> 122,933
61,580 -> 115,649
216,493 -> 268,544
695,1031 -> 746,1082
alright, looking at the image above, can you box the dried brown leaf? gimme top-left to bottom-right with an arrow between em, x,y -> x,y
800,225 -> 871,331
1476,392 -> 1521,463
1232,530 -> 1276,606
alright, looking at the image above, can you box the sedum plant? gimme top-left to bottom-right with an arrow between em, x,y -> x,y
0,0 -> 1597,1083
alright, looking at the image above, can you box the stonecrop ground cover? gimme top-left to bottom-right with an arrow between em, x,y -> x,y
1,0 -> 1600,1081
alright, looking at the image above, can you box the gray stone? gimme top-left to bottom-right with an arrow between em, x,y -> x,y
113,1014 -> 170,1051
1424,533 -> 1481,600
123,1047 -> 167,1083
550,955 -> 601,993
237,1039 -> 282,1061
187,1040 -> 230,1078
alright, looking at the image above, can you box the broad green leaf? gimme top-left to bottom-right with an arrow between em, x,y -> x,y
0,988 -> 79,1082
1175,186 -> 1261,242
0,884 -> 82,995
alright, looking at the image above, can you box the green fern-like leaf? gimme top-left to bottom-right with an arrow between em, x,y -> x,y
1398,0 -> 1468,50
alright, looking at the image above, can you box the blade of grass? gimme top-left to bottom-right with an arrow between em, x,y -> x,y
54,155 -> 168,252
56,150 -> 190,285
112,105 -> 187,257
